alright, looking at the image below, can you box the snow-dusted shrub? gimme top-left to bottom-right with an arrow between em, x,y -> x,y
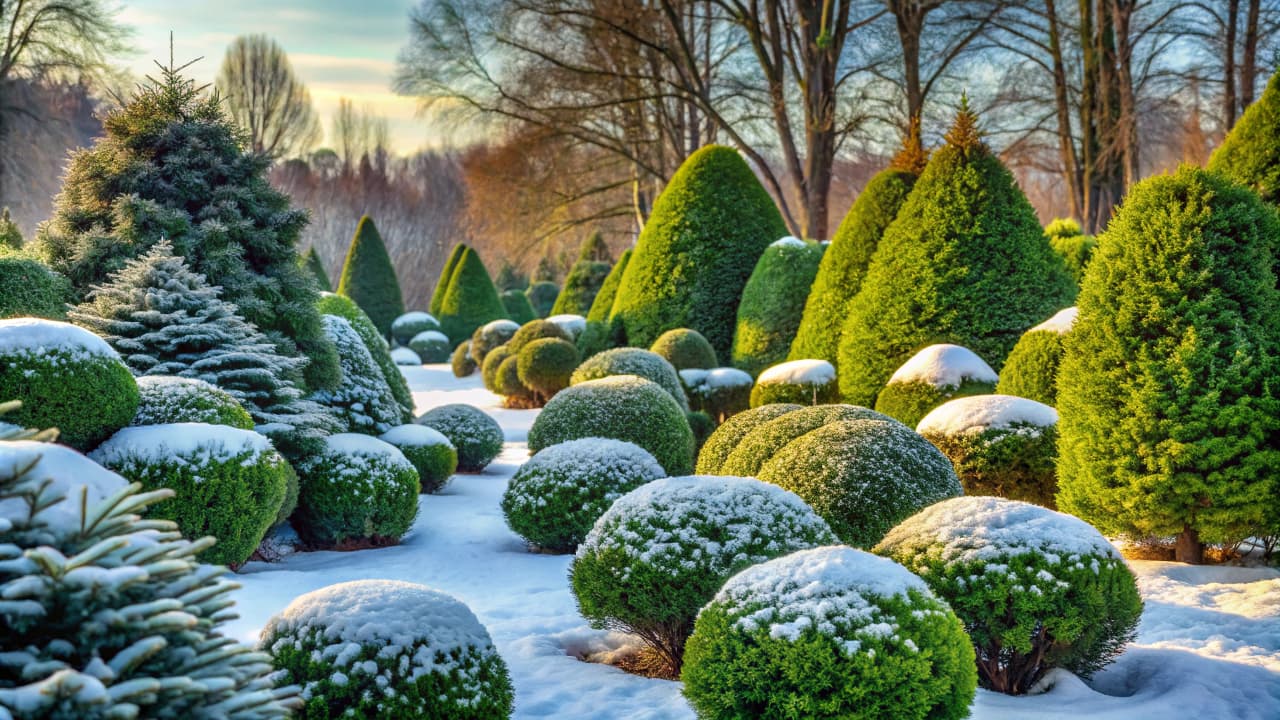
0,318 -> 139,450
680,367 -> 752,423
546,313 -> 586,341
495,354 -> 536,408
516,336 -> 580,403
719,404 -> 890,478
0,437 -> 296,718
391,310 -> 441,346
392,346 -> 423,366
416,404 -> 504,472
260,580 -> 514,720
650,328 -> 718,370
529,376 -> 695,475
92,423 -> 288,567
874,344 -> 998,427
571,475 -> 835,674
570,347 -> 689,411
0,254 -> 71,319
481,344 -> 513,392
292,434 -> 420,548
132,375 -> 254,429
408,329 -> 452,363
695,403 -> 801,474
312,314 -> 404,434
470,318 -> 520,365
451,340 -> 476,377
875,497 -> 1142,694
757,418 -> 962,546
749,359 -> 838,407
380,424 -> 458,493
682,545 -> 976,720
508,318 -> 571,353
501,438 -> 664,552
918,395 -> 1060,507
996,307 -> 1077,406
316,291 -> 414,421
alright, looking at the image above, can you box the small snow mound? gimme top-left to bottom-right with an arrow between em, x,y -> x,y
757,359 -> 835,386
0,441 -> 128,534
679,369 -> 707,387
379,424 -> 454,449
392,311 -> 438,329
705,368 -> 753,388
917,394 -> 1058,436
0,318 -> 120,360
547,314 -> 587,336
92,423 -> 273,466
410,330 -> 449,344
324,433 -> 412,467
390,347 -> 422,365
888,344 -> 997,388
771,236 -> 807,249
480,319 -> 520,334
1029,307 -> 1078,335
527,438 -> 662,477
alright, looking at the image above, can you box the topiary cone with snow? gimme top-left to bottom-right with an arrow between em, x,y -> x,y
316,292 -> 415,422
995,307 -> 1077,406
873,343 -> 998,427
310,314 -> 405,435
749,359 -> 839,407
336,215 -> 405,337
731,237 -> 824,377
438,247 -> 509,346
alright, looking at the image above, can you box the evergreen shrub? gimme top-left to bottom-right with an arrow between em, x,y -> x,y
416,404 -> 504,472
292,433 -> 420,548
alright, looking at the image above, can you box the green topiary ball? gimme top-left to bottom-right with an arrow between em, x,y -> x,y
875,497 -> 1142,694
718,404 -> 890,478
132,376 -> 254,429
380,424 -> 459,493
570,347 -> 689,411
682,545 -> 977,720
571,475 -> 836,676
650,328 -> 718,370
995,307 -> 1076,405
695,403 -> 802,474
481,344 -> 513,393
526,280 -> 560,318
451,340 -> 477,377
679,367 -> 753,423
392,347 -> 422,366
0,318 -> 139,450
756,418 -> 962,546
92,423 -> 287,567
260,580 -> 515,720
408,330 -> 451,363
0,254 -> 72,319
470,319 -> 521,365
529,375 -> 695,475
292,433 -> 421,548
416,403 -> 505,472
495,355 -> 536,407
507,318 -> 571,352
391,311 -> 442,346
516,337 -> 579,402
501,438 -> 664,552
748,359 -> 839,407
874,344 -> 999,427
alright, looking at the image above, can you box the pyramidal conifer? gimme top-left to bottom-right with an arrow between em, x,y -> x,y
337,216 -> 404,337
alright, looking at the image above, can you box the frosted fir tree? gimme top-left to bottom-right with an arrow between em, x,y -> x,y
0,404 -> 298,718
69,241 -> 340,456
310,315 -> 406,434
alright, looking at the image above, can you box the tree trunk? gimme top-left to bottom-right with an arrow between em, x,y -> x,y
1224,0 -> 1240,129
1176,526 -> 1204,564
1078,0 -> 1101,231
893,0 -> 926,127
1111,0 -> 1140,189
1241,0 -> 1262,111
1047,0 -> 1083,220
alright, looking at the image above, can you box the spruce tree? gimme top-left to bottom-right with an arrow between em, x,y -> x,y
1208,68 -> 1280,206
790,125 -> 926,367
336,215 -> 404,337
611,146 -> 787,359
316,292 -> 414,421
1057,167 -> 1280,563
0,208 -> 21,251
430,243 -> 468,316
35,61 -> 340,391
437,247 -> 508,345
837,103 -> 1076,405
301,246 -> 332,291
311,314 -> 406,434
732,238 -> 824,377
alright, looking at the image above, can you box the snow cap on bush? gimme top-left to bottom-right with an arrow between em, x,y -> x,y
876,344 -> 999,427
292,433 -> 420,548
570,347 -> 689,411
681,367 -> 753,422
416,403 -> 504,472
749,359 -> 838,407
380,424 -> 458,493
995,307 -> 1077,406
391,310 -> 441,346
470,318 -> 520,364
546,313 -> 586,341
132,375 -> 254,429
312,314 -> 404,434
392,346 -> 422,366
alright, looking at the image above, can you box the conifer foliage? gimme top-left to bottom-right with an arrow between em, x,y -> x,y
732,238 -> 824,377
337,216 -> 404,337
1208,68 -> 1280,205
437,247 -> 508,346
551,232 -> 613,316
301,246 -> 331,291
430,243 -> 468,316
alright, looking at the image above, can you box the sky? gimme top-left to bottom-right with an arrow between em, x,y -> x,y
115,0 -> 449,154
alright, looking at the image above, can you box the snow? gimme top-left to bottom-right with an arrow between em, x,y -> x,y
0,318 -> 120,361
0,441 -> 127,535
323,433 -> 412,468
91,423 -> 274,467
705,367 -> 753,388
379,424 -> 454,449
546,315 -> 586,338
917,394 -> 1058,436
219,363 -> 1280,720
756,359 -> 835,386
1029,306 -> 1078,335
410,330 -> 449,345
887,343 -> 998,388
392,311 -> 438,330
390,347 -> 422,366
482,319 -> 522,335
771,236 -> 807,248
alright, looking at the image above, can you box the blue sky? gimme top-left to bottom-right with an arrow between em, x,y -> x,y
116,0 -> 446,153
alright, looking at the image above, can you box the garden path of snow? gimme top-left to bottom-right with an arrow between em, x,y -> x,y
225,364 -> 1280,720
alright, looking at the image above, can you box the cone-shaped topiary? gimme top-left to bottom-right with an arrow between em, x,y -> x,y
1208,68 -> 1280,205
578,248 -> 632,360
301,246 -> 331,291
336,216 -> 404,337
651,328 -> 718,370
790,125 -> 926,368
995,307 -> 1076,405
732,237 -> 824,377
611,146 -> 787,358
35,62 -> 340,391
437,247 -> 509,346
577,229 -> 613,263
1057,166 -> 1280,563
310,314 -> 405,434
317,292 -> 415,421
552,233 -> 613,316
837,103 -> 1076,406
0,254 -> 72,319
589,249 -> 630,322
430,243 -> 468,316
525,280 -> 560,318
0,208 -> 21,250
501,288 -> 537,325
1044,219 -> 1096,286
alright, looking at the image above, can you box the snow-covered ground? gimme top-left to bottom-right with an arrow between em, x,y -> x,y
227,364 -> 1280,720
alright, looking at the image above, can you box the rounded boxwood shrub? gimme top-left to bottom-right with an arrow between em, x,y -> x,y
731,237 -> 825,377
380,424 -> 458,493
995,307 -> 1076,406
260,579 -> 514,720
918,395 -> 1060,507
526,280 -> 560,318
495,354 -> 537,408
530,375 -> 695,475
682,545 -> 976,720
507,318 -> 572,352
501,438 -> 664,552
0,318 -> 139,450
292,433 -> 421,548
438,247 -> 509,346
500,288 -> 537,325
874,344 -> 998,427
393,346 -> 423,366
570,347 -> 689,411
680,367 -> 753,423
571,475 -> 836,675
0,254 -> 72,319
757,418 -> 962,546
392,310 -> 442,346
695,403 -> 802,474
749,359 -> 838,407
132,375 -> 254,429
546,313 -> 586,342
416,403 -> 505,472
408,330 -> 451,363
718,404 -> 890,478
451,340 -> 477,376
650,328 -> 718,370
516,337 -> 579,403
481,344 -> 513,393
91,422 -> 287,567
336,215 -> 405,337
470,318 -> 520,365
875,496 -> 1143,694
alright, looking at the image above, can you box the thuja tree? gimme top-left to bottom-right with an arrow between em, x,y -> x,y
1208,67 -> 1280,206
35,61 -> 340,390
437,247 -> 508,346
337,215 -> 404,337
301,246 -> 332,291
1057,167 -> 1280,563
429,243 -> 468,316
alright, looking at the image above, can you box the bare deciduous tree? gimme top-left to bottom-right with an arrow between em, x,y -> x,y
215,34 -> 321,158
